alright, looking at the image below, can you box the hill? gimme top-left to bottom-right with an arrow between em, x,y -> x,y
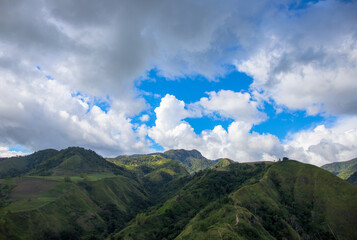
0,147 -> 152,239
0,149 -> 59,178
347,171 -> 357,185
212,158 -> 234,169
117,160 -> 357,240
0,147 -> 129,178
321,157 -> 357,180
1,148 -> 357,240
159,149 -> 216,173
110,149 -> 216,174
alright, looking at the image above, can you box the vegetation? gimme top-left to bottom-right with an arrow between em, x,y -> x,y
1,148 -> 357,239
321,157 -> 357,180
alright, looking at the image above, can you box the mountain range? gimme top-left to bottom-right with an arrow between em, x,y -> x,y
0,147 -> 356,240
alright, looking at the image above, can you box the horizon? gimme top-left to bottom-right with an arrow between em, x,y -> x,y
1,0 -> 357,166
2,145 -> 354,167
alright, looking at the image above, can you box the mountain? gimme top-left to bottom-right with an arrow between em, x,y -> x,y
110,149 -> 216,174
347,171 -> 357,185
117,159 -> 357,240
321,157 -> 357,180
115,162 -> 270,240
0,147 -> 129,178
159,149 -> 216,173
212,158 -> 234,169
0,147 -> 152,239
0,149 -> 59,178
1,148 -> 357,240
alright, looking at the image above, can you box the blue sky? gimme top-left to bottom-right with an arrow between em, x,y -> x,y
136,67 -> 329,141
0,0 -> 357,166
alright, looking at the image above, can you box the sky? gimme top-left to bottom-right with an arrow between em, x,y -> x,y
0,0 -> 357,166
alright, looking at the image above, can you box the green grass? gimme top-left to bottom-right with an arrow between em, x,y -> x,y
2,197 -> 57,213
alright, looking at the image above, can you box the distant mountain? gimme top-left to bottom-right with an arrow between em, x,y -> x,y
0,147 -> 128,178
110,149 -> 216,174
160,149 -> 216,173
321,157 -> 357,181
107,152 -> 190,203
212,158 -> 234,169
347,171 -> 357,185
0,149 -> 58,178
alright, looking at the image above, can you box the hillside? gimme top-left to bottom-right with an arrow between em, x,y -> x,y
110,149 -> 216,174
160,149 -> 216,173
117,160 -> 357,240
212,158 -> 234,169
0,147 -> 129,178
115,162 -> 271,239
0,148 -> 152,239
1,148 -> 357,240
321,157 -> 357,180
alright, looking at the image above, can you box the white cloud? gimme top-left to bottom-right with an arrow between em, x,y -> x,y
0,67 -> 151,157
149,94 -> 283,162
284,117 -> 357,166
140,114 -> 150,122
196,90 -> 266,124
0,0 -> 356,165
237,0 -> 357,116
0,146 -> 26,158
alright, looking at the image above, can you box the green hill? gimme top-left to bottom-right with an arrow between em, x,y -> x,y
117,160 -> 357,240
212,158 -> 234,169
115,162 -> 270,239
107,153 -> 190,203
347,171 -> 357,185
0,147 -> 151,239
0,149 -> 59,178
321,157 -> 357,179
1,148 -> 357,240
160,149 -> 216,173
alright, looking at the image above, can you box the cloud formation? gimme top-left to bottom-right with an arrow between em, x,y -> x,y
0,0 -> 356,165
149,94 -> 283,162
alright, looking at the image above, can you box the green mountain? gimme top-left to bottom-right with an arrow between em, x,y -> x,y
347,171 -> 357,185
0,147 -> 152,240
117,159 -> 357,240
0,149 -> 59,178
212,158 -> 234,169
109,149 -> 216,174
1,148 -> 357,240
159,149 -> 216,173
321,157 -> 357,180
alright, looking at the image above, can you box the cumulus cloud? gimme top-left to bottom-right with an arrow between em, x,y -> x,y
237,0 -> 357,115
149,94 -> 283,162
196,90 -> 266,124
149,94 -> 357,165
285,117 -> 357,166
0,146 -> 26,158
0,67 -> 151,157
1,0 -> 356,165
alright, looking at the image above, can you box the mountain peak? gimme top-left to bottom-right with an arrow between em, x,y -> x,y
163,149 -> 205,160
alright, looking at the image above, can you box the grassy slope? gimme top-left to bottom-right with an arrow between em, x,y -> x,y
160,149 -> 216,173
321,157 -> 357,179
0,149 -> 59,178
211,158 -> 234,169
0,175 -> 151,240
347,171 -> 357,185
136,160 -> 357,240
115,162 -> 270,240
232,160 -> 357,239
108,153 -> 190,204
0,148 -> 154,240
